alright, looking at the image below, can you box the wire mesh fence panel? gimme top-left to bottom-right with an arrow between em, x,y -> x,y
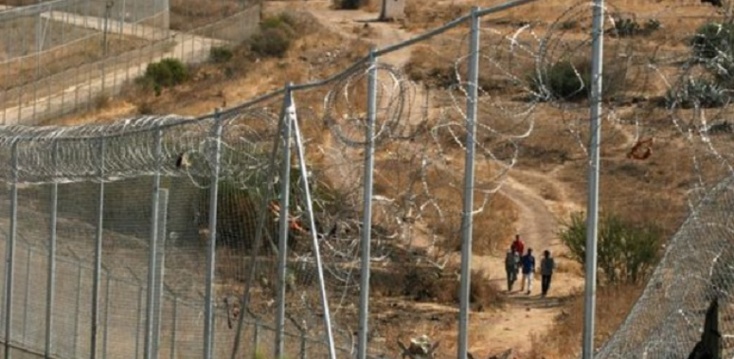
4,0 -> 734,358
0,0 -> 230,125
596,178 -> 734,358
10,204 -> 51,353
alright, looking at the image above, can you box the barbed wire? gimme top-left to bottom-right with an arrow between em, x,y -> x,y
3,0 -> 734,357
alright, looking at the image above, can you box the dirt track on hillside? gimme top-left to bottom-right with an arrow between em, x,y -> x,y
262,1 -> 587,357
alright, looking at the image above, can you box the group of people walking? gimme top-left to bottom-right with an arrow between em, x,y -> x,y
504,234 -> 555,297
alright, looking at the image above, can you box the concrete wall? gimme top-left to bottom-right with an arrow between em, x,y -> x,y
380,0 -> 405,21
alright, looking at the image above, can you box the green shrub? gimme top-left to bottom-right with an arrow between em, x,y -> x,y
139,58 -> 188,93
611,18 -> 660,37
93,93 -> 110,110
249,13 -> 298,58
643,19 -> 661,33
260,13 -> 296,33
531,60 -> 590,102
137,101 -> 154,115
559,20 -> 578,30
684,22 -> 734,95
613,18 -> 641,37
209,46 -> 234,63
333,0 -> 368,9
706,120 -> 733,134
560,212 -> 662,284
691,22 -> 734,61
530,58 -> 627,102
665,78 -> 730,109
250,27 -> 292,58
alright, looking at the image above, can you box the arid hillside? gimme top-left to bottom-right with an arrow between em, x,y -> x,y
34,0 -> 734,357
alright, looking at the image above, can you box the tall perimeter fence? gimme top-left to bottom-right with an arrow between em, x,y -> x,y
0,0 -> 734,358
0,0 -> 260,125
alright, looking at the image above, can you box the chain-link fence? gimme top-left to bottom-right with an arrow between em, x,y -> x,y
2,0 -> 734,357
0,0 -> 260,125
0,0 -> 541,355
595,176 -> 734,358
0,108 -> 360,358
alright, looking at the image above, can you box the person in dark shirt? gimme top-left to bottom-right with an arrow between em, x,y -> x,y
540,250 -> 556,298
520,248 -> 535,295
504,247 -> 520,292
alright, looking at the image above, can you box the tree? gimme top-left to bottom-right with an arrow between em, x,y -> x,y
559,212 -> 663,284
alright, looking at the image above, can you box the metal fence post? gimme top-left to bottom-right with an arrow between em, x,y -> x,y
203,112 -> 224,359
583,0 -> 605,358
300,332 -> 307,359
45,140 -> 59,358
357,47 -> 378,359
152,189 -> 169,356
291,94 -> 336,359
73,264 -> 82,358
22,247 -> 31,342
458,7 -> 480,359
103,272 -> 111,359
145,128 -> 163,359
91,138 -> 107,359
169,296 -> 177,359
3,140 -> 19,359
135,287 -> 143,358
253,321 -> 260,356
274,86 -> 294,359
231,90 -> 288,359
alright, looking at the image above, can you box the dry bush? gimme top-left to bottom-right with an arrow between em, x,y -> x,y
404,45 -> 458,88
352,23 -> 378,38
371,262 -> 455,302
528,284 -> 643,358
553,258 -> 581,275
372,260 -> 504,310
466,269 -> 505,311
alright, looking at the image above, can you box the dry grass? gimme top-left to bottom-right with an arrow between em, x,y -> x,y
528,284 -> 644,358
404,44 -> 458,88
0,17 -> 96,56
371,143 -> 518,257
371,261 -> 504,310
0,34 -> 149,90
74,10 -> 371,120
169,0 -> 243,31
1,34 -> 150,90
401,1 -> 471,32
30,0 -> 734,347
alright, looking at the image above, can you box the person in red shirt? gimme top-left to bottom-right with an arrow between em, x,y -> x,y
511,234 -> 525,258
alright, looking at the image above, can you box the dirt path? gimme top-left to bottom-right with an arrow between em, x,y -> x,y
267,1 -> 587,357
464,170 -> 584,357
